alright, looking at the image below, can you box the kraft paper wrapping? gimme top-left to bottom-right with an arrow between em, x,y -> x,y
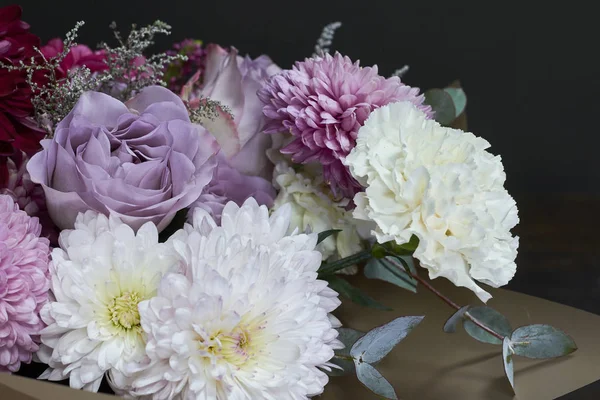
1,275 -> 599,400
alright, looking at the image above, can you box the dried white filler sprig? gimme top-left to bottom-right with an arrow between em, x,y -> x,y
313,22 -> 342,57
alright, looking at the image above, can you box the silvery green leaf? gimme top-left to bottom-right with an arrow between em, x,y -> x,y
317,229 -> 341,244
351,316 -> 424,363
355,362 -> 398,400
327,328 -> 365,376
326,276 -> 392,311
463,307 -> 512,345
502,337 -> 515,392
424,88 -> 456,125
364,258 -> 417,293
510,324 -> 577,359
443,87 -> 467,117
443,306 -> 470,333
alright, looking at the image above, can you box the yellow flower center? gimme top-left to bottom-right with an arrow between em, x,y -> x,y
220,328 -> 254,366
108,291 -> 142,331
200,325 -> 260,368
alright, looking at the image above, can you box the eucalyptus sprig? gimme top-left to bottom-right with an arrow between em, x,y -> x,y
317,230 -> 578,395
328,317 -> 424,399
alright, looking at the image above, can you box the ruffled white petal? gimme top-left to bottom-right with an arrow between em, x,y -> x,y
37,212 -> 178,391
345,101 -> 519,302
121,198 -> 341,400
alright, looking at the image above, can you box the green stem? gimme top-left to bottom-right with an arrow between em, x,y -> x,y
333,354 -> 354,361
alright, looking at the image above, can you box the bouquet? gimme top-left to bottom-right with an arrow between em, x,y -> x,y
0,5 -> 577,399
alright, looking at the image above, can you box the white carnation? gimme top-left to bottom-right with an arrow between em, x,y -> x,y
119,198 -> 343,400
345,101 -> 519,302
271,162 -> 364,274
36,212 -> 180,392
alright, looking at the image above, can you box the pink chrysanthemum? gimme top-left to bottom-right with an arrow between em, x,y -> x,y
0,194 -> 50,373
258,52 -> 433,198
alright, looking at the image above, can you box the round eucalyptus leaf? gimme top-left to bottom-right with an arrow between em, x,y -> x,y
444,87 -> 467,117
502,337 -> 515,392
511,324 -> 578,359
443,306 -> 470,333
351,316 -> 424,363
424,88 -> 456,126
463,306 -> 512,345
355,362 -> 398,400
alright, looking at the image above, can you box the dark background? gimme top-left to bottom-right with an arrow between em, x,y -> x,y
11,1 -> 597,194
10,0 -> 599,312
5,0 -> 600,397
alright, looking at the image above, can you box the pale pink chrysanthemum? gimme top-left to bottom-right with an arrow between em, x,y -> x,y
0,194 -> 50,373
258,52 -> 433,198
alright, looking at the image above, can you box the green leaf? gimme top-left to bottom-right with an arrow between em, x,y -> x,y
371,242 -> 388,259
424,89 -> 456,126
463,307 -> 512,345
318,250 -> 373,276
384,235 -> 419,256
328,328 -> 365,376
355,362 -> 398,400
317,229 -> 341,244
364,257 -> 417,292
510,324 -> 578,359
443,306 -> 470,333
443,87 -> 467,117
351,316 -> 424,363
326,275 -> 392,311
502,337 -> 515,392
328,355 -> 356,377
389,255 -> 418,275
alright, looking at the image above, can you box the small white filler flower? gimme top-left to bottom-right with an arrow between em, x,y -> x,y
120,198 -> 343,400
36,211 -> 180,391
271,161 -> 363,274
345,101 -> 519,302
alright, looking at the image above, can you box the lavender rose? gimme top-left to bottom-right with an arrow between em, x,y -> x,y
27,86 -> 219,232
181,44 -> 280,222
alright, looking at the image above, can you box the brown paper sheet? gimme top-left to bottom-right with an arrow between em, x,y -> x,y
1,275 -> 599,400
319,275 -> 600,400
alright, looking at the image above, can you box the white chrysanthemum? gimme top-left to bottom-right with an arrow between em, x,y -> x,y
271,161 -> 363,274
345,101 -> 519,302
119,198 -> 342,400
36,211 -> 180,391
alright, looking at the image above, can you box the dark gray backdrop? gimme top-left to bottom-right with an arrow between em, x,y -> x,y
8,1 -> 598,194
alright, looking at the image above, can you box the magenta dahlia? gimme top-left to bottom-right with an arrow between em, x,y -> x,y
258,52 -> 433,198
0,5 -> 45,157
0,194 -> 50,373
40,38 -> 108,80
